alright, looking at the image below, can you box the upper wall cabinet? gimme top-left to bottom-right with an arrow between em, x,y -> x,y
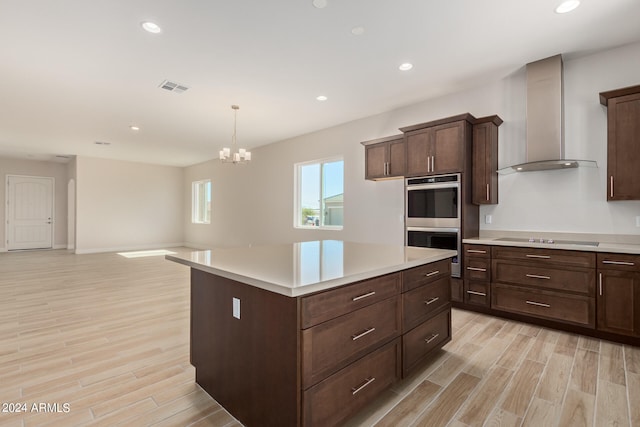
599,85 -> 640,201
400,114 -> 475,177
472,116 -> 503,205
362,134 -> 405,180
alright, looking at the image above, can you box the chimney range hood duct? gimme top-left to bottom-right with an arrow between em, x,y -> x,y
498,54 -> 597,174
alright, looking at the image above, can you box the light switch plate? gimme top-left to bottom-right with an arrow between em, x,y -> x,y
485,215 -> 492,224
636,216 -> 640,227
233,297 -> 240,319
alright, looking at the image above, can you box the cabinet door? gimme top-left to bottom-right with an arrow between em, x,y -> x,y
432,121 -> 465,174
597,269 -> 640,336
365,143 -> 388,179
405,130 -> 431,176
388,139 -> 406,177
472,122 -> 498,204
607,93 -> 640,200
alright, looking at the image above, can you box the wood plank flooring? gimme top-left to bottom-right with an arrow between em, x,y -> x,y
1,249 -> 638,426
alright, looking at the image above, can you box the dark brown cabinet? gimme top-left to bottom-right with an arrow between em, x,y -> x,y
400,114 -> 474,177
597,253 -> 640,337
463,244 -> 491,307
362,134 -> 405,180
460,243 -> 640,346
599,85 -> 640,201
401,262 -> 451,376
472,116 -> 502,205
491,246 -> 596,328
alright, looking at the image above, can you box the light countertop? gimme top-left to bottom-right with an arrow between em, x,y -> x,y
463,237 -> 640,255
166,240 -> 456,297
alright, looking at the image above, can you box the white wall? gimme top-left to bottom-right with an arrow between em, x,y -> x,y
0,157 -> 69,250
184,41 -> 640,249
483,41 -> 640,235
75,156 -> 183,253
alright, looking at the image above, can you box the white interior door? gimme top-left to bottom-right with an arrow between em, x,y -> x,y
6,175 -> 54,250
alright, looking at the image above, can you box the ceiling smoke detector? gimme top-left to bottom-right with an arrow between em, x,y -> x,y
159,80 -> 189,93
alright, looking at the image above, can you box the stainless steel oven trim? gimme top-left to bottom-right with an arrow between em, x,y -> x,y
406,218 -> 460,228
406,182 -> 460,191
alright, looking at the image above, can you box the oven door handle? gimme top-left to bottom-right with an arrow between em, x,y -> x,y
406,183 -> 460,191
406,227 -> 460,233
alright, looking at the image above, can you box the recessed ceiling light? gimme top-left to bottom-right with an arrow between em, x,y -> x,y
312,0 -> 327,9
399,63 -> 413,71
555,0 -> 580,14
141,21 -> 162,34
351,26 -> 365,36
316,95 -> 328,101
130,125 -> 140,131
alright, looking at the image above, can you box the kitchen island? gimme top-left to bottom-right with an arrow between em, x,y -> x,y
166,240 -> 456,427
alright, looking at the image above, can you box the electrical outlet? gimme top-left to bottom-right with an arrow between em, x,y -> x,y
233,297 -> 240,319
485,215 -> 492,224
636,216 -> 640,227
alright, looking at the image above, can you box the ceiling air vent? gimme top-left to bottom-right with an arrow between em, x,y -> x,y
159,80 -> 189,93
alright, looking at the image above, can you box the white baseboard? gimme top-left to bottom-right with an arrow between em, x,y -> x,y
182,241 -> 214,250
74,242 -> 185,255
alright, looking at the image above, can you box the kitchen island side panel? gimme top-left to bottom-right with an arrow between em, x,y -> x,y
190,268 -> 301,427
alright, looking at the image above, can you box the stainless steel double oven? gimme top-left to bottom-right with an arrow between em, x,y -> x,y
405,173 -> 461,277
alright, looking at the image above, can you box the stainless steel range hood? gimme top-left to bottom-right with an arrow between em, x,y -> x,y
498,55 -> 597,174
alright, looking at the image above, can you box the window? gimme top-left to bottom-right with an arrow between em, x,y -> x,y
192,180 -> 211,224
295,158 -> 344,229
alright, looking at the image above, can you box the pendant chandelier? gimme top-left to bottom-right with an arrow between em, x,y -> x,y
219,105 -> 251,164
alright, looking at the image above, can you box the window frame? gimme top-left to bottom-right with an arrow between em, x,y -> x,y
294,157 -> 344,230
191,179 -> 211,224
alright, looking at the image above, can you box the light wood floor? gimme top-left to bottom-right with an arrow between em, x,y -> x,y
1,249 -> 638,427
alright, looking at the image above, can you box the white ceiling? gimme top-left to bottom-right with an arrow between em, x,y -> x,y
1,0 -> 639,167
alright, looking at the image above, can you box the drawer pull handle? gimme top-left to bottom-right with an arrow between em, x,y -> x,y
351,327 -> 376,341
425,333 -> 440,344
467,267 -> 487,272
424,297 -> 440,305
423,270 -> 440,277
351,377 -> 376,395
602,260 -> 635,266
526,300 -> 550,308
467,290 -> 486,296
526,254 -> 551,259
352,291 -> 376,301
526,274 -> 551,280
467,249 -> 487,254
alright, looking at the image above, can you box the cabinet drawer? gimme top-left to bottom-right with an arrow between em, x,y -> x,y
303,338 -> 401,427
403,259 -> 451,292
301,296 -> 401,389
301,273 -> 401,329
464,281 -> 490,307
493,260 -> 595,295
598,253 -> 640,272
403,309 -> 451,376
402,276 -> 450,331
492,284 -> 595,328
492,246 -> 595,268
465,258 -> 490,281
464,244 -> 491,259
